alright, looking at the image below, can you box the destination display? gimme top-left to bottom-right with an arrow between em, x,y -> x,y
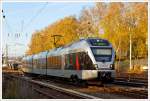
88,39 -> 109,46
92,42 -> 108,46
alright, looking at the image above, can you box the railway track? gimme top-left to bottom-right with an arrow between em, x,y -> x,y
113,77 -> 148,87
3,73 -> 100,99
41,76 -> 148,99
121,89 -> 148,99
30,79 -> 100,99
112,86 -> 148,99
3,72 -> 148,99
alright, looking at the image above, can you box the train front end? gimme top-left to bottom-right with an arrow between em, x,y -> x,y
87,38 -> 116,81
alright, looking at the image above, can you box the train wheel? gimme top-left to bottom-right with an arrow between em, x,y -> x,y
73,75 -> 79,84
70,75 -> 75,82
70,75 -> 80,85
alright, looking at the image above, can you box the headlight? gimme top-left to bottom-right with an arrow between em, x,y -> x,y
110,64 -> 114,70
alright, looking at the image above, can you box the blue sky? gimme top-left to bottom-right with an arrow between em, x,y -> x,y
2,2 -> 95,57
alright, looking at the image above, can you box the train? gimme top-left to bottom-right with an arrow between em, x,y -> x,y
22,38 -> 116,82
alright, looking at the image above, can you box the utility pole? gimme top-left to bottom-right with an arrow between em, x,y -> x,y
21,20 -> 24,33
128,17 -> 136,70
128,22 -> 133,70
129,32 -> 132,70
2,10 -> 5,19
5,44 -> 8,66
51,35 -> 63,47
2,10 -> 8,66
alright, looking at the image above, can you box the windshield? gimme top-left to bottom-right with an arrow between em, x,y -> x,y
92,48 -> 112,55
91,48 -> 112,62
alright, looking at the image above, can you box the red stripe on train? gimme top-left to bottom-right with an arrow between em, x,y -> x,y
76,53 -> 80,70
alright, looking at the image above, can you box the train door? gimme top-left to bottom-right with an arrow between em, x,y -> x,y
61,54 -> 65,70
61,54 -> 65,77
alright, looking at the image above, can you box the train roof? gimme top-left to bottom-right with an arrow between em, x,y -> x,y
24,38 -> 112,59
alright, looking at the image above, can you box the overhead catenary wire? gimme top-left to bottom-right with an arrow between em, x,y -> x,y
2,10 -> 19,39
3,13 -> 14,36
23,2 -> 49,33
23,2 -> 73,40
2,3 -> 45,58
22,3 -> 48,55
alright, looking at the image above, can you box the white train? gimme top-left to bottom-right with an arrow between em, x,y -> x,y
22,38 -> 116,82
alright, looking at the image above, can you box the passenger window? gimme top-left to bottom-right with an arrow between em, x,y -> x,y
65,54 -> 73,69
79,52 -> 95,70
64,52 -> 95,70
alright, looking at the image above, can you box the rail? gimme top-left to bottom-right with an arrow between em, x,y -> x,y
3,73 -> 100,99
114,77 -> 148,87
